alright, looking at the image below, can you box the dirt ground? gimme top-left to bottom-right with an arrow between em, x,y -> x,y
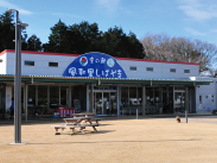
1,116 -> 217,163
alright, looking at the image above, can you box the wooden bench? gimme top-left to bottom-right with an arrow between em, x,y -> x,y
72,113 -> 95,117
54,117 -> 102,135
53,125 -> 82,135
79,123 -> 100,133
91,118 -> 101,123
53,124 -> 87,135
54,125 -> 69,135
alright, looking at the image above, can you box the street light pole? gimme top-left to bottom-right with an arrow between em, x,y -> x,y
7,9 -> 28,144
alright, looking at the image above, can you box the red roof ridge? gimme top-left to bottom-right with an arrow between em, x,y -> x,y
0,49 -> 199,65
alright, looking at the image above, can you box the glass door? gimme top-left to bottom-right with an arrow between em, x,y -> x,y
103,92 -> 109,114
94,91 -> 117,115
95,92 -> 103,114
174,91 -> 185,113
110,92 -> 117,114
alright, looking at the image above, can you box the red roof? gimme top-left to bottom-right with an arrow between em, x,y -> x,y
0,49 -> 199,65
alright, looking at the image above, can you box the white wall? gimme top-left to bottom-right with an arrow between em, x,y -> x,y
21,54 -> 76,75
196,77 -> 217,112
162,64 -> 199,79
0,53 -> 7,74
5,51 -> 199,79
5,52 -> 77,75
5,52 -> 15,74
118,59 -> 199,79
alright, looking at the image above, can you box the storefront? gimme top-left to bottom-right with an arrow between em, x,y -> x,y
0,50 -> 213,119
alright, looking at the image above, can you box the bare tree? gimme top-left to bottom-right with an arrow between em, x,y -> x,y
141,33 -> 217,75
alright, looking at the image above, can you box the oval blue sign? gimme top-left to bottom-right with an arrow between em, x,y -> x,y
63,52 -> 127,78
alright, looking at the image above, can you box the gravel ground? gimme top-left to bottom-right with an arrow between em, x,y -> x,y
1,116 -> 217,163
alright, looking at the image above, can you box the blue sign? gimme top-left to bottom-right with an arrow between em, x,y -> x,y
63,52 -> 127,78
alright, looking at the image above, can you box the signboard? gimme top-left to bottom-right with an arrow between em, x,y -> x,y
93,86 -> 117,90
63,52 -> 127,78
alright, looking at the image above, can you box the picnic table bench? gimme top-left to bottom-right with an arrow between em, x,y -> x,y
72,112 -> 96,117
53,117 -> 101,135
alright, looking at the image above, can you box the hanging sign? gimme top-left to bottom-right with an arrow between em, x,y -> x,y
63,52 -> 127,78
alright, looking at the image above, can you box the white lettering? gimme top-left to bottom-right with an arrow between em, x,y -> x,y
90,57 -> 94,64
68,67 -> 77,76
101,57 -> 106,64
88,68 -> 94,77
105,69 -> 109,77
110,69 -> 117,77
117,69 -> 122,78
96,69 -> 101,77
78,68 -> 85,76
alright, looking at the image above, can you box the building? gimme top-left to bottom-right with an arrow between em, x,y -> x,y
0,49 -> 214,119
195,77 -> 217,112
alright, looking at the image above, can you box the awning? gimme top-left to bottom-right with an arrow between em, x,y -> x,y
0,74 -> 213,86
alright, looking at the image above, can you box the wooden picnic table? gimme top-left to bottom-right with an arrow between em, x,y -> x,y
72,112 -> 95,117
53,117 -> 101,135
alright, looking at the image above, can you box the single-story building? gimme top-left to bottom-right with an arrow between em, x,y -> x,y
0,49 -> 214,119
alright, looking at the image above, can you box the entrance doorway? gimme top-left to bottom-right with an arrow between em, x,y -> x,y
94,91 -> 117,115
174,90 -> 185,113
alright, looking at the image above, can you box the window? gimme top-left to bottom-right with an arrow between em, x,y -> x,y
212,95 -> 215,105
146,67 -> 153,71
24,60 -> 34,66
170,68 -> 176,73
199,95 -> 202,104
130,66 -> 137,71
184,69 -> 190,73
49,62 -> 58,67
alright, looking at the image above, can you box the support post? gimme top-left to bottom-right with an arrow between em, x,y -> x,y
25,84 -> 28,122
136,109 -> 138,119
185,87 -> 189,123
142,86 -> 146,116
14,12 -> 22,143
116,86 -> 120,115
8,9 -> 28,145
90,84 -> 93,112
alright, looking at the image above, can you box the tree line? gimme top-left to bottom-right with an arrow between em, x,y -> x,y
141,33 -> 217,76
0,11 -> 143,59
1,11 -> 217,76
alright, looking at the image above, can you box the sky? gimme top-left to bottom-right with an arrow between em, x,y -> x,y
1,0 -> 217,46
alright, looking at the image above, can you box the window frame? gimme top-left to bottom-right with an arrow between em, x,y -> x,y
146,67 -> 154,72
130,66 -> 137,71
24,60 -> 35,66
49,62 -> 58,67
199,95 -> 202,104
184,69 -> 190,74
170,68 -> 176,73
